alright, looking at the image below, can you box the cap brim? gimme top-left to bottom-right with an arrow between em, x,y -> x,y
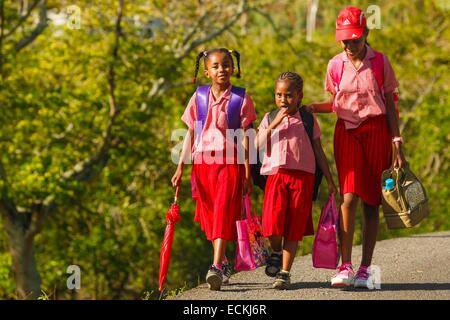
335,28 -> 364,41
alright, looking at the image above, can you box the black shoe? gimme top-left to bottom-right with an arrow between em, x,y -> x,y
222,262 -> 232,285
206,265 -> 223,291
265,253 -> 282,277
273,271 -> 291,290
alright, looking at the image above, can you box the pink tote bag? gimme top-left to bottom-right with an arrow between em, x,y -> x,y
312,193 -> 340,269
235,195 -> 269,271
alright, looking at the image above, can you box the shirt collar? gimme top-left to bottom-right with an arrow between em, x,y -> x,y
209,85 -> 232,104
340,45 -> 375,62
288,108 -> 302,120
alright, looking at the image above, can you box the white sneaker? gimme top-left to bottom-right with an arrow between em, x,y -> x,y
331,264 -> 355,287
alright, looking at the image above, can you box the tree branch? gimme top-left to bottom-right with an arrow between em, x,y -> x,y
14,0 -> 47,53
400,74 -> 440,133
250,7 -> 305,59
61,0 -> 123,184
0,160 -> 19,223
3,0 -> 40,39
175,0 -> 248,60
180,4 -> 221,48
148,78 -> 192,100
0,0 -> 4,76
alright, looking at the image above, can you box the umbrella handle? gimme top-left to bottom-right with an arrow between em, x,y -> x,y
174,185 -> 180,203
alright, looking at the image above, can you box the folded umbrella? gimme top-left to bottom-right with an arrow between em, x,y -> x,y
159,186 -> 181,292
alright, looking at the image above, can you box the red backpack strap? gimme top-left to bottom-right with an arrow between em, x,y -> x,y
330,56 -> 344,92
371,51 -> 384,93
371,51 -> 399,118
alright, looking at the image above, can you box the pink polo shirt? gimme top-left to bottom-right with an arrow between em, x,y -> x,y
325,45 -> 399,129
181,85 -> 256,162
258,110 -> 321,175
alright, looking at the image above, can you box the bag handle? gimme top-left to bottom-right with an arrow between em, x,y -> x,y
390,143 -> 409,170
243,194 -> 255,221
319,193 -> 337,225
330,193 -> 338,225
390,143 -> 398,168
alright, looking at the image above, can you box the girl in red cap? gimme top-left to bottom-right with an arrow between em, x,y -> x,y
307,6 -> 406,288
171,48 -> 256,291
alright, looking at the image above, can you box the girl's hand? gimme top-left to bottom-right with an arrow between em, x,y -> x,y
305,104 -> 315,113
270,107 -> 290,128
393,143 -> 406,168
171,166 -> 183,187
243,176 -> 252,195
327,178 -> 338,195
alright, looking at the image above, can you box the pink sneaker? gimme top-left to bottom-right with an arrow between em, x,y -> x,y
354,266 -> 371,289
331,264 -> 355,287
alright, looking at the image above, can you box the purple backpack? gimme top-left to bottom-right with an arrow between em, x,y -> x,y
191,85 -> 246,198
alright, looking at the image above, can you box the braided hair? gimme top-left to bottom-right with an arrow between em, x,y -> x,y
192,48 -> 241,84
276,71 -> 303,92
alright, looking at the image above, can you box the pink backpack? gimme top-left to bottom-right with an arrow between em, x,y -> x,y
330,50 -> 399,117
312,193 -> 340,269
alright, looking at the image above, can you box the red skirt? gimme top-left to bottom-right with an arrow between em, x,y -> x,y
192,160 -> 244,241
334,115 -> 392,206
262,169 -> 315,241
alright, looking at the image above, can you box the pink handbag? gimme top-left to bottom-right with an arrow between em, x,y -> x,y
312,193 -> 340,269
235,195 -> 269,271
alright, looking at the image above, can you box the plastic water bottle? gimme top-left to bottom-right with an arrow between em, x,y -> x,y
385,178 -> 395,191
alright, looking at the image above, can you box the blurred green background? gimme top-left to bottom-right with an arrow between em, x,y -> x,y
0,0 -> 448,299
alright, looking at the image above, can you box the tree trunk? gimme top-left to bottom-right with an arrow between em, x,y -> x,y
306,0 -> 319,42
6,224 -> 41,299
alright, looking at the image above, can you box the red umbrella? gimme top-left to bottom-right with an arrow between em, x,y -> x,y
159,186 -> 181,292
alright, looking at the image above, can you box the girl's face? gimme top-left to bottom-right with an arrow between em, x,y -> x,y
204,52 -> 234,86
340,34 -> 366,59
275,80 -> 303,112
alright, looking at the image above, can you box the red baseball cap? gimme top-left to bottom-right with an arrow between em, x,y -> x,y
335,6 -> 367,41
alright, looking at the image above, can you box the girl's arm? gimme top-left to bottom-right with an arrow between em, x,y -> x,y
171,128 -> 194,187
243,126 -> 252,195
384,92 -> 406,168
306,98 -> 334,113
312,138 -> 338,195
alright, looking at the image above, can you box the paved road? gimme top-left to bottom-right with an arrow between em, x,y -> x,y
174,231 -> 450,300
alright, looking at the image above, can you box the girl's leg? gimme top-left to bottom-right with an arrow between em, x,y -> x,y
265,236 -> 283,277
213,238 -> 227,266
206,238 -> 227,291
360,203 -> 379,267
282,240 -> 298,272
272,239 -> 297,290
339,193 -> 359,264
211,241 -> 227,264
269,236 -> 283,253
331,193 -> 359,286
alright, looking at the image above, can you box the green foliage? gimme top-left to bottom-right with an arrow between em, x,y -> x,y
0,0 -> 448,299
